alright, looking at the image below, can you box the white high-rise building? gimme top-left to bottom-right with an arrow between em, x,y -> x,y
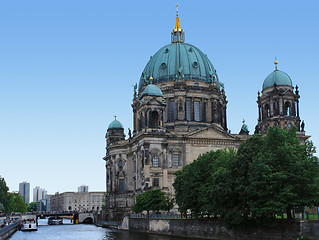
19,181 -> 30,203
78,185 -> 89,192
33,186 -> 47,202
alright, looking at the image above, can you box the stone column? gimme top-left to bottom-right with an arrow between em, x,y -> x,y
279,99 -> 283,115
207,99 -> 212,122
163,169 -> 168,189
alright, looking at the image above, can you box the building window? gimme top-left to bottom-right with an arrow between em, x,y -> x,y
165,105 -> 168,122
170,101 -> 175,121
173,154 -> 179,167
153,178 -> 159,187
119,179 -> 125,194
152,155 -> 159,167
186,100 -> 191,121
194,101 -> 200,121
118,160 -> 123,168
150,111 -> 159,128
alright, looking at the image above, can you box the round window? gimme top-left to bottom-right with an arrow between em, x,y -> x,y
161,63 -> 167,69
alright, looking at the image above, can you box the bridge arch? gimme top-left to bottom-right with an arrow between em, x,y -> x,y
82,217 -> 93,224
78,213 -> 94,224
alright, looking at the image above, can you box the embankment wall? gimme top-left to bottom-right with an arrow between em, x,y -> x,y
129,218 -> 319,239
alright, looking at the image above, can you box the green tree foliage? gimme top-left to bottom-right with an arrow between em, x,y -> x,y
28,202 -> 37,212
133,189 -> 170,214
0,176 -> 9,212
0,176 -> 28,213
6,192 -> 27,213
246,127 -> 319,223
173,149 -> 235,217
0,203 -> 5,212
173,127 -> 319,226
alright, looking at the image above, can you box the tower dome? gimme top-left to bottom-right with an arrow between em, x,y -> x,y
262,61 -> 293,91
108,119 -> 124,130
140,82 -> 164,99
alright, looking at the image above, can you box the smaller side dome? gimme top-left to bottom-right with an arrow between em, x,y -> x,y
108,119 -> 124,130
262,70 -> 293,90
239,119 -> 249,135
140,84 -> 164,99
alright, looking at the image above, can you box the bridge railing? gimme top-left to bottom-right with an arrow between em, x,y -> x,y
0,223 -> 19,236
130,213 -> 188,220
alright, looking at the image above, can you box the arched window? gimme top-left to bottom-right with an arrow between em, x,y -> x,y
150,111 -> 159,128
285,102 -> 291,116
152,155 -> 159,167
265,104 -> 270,118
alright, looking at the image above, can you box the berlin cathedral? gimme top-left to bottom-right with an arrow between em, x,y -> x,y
103,6 -> 307,215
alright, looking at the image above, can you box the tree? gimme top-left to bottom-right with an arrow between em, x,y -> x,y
218,134 -> 266,225
247,127 -> 319,222
219,127 -> 319,226
172,126 -> 319,226
173,149 -> 235,217
133,189 -> 168,214
165,197 -> 174,212
0,176 -> 9,212
28,202 -> 37,212
6,192 -> 27,213
0,203 -> 5,213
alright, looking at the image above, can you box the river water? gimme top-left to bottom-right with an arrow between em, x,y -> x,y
10,218 -> 200,240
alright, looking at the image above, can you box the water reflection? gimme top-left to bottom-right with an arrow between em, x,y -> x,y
9,218 -> 200,240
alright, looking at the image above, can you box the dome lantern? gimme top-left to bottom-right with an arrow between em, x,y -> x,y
171,4 -> 185,43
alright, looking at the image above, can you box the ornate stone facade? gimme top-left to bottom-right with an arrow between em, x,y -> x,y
103,10 -> 307,216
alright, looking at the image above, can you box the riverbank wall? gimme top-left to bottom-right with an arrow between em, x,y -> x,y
128,218 -> 319,239
96,212 -> 319,239
0,223 -> 19,240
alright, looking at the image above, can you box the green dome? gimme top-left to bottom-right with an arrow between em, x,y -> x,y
262,70 -> 293,90
139,42 -> 219,91
140,84 -> 164,99
108,120 -> 124,130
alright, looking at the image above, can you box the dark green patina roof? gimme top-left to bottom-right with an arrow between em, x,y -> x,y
263,70 -> 293,90
139,42 -> 219,91
140,84 -> 164,99
108,120 -> 124,130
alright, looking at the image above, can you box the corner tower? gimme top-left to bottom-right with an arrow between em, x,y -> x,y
256,60 -> 302,133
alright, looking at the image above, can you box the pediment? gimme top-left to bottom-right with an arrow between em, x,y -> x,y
142,97 -> 165,106
188,125 -> 237,140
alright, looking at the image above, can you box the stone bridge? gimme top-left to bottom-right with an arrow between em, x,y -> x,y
78,212 -> 94,224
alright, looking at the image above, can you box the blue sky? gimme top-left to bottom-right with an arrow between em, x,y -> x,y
1,0 -> 318,197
